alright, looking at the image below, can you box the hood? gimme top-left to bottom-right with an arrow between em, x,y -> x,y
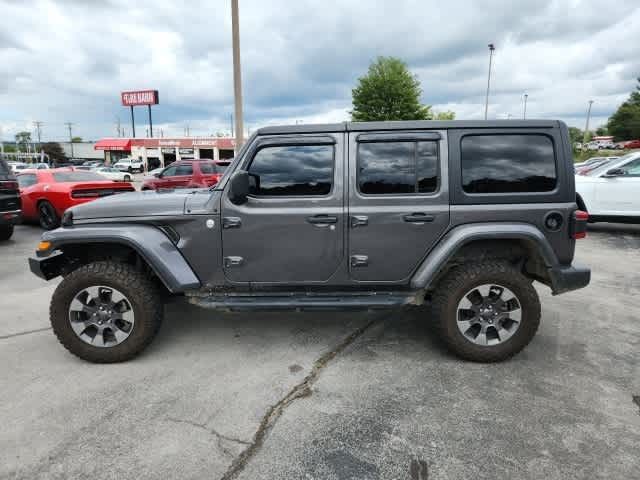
70,189 -> 192,220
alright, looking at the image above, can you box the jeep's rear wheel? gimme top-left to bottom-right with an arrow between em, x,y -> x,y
50,261 -> 163,363
431,261 -> 540,362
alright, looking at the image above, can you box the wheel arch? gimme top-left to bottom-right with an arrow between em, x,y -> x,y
35,224 -> 201,293
411,223 -> 559,292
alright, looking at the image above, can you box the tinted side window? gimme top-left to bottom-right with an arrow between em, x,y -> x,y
358,141 -> 439,195
18,174 -> 38,188
461,134 -> 556,194
248,145 -> 333,196
162,166 -> 177,176
175,164 -> 193,176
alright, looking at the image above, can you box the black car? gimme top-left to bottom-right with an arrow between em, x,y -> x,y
0,158 -> 21,241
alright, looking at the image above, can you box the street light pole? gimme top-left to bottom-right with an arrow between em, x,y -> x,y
231,0 -> 244,151
582,100 -> 594,149
484,43 -> 495,120
65,122 -> 74,158
523,93 -> 528,119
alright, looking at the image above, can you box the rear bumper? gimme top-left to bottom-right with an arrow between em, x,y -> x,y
0,210 -> 22,226
549,264 -> 590,295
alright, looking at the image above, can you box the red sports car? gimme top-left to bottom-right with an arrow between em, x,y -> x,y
17,169 -> 135,230
141,160 -> 230,190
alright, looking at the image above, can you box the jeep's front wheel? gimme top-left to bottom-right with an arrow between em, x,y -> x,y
50,261 -> 163,363
431,261 -> 540,362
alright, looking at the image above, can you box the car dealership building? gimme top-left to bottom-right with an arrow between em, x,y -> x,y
93,137 -> 237,170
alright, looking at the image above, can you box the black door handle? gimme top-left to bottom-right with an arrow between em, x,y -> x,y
403,213 -> 435,223
307,215 -> 338,225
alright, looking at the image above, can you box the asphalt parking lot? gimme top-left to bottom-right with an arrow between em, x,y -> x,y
1,224 -> 639,480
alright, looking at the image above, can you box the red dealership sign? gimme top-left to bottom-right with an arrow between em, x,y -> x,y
121,90 -> 159,106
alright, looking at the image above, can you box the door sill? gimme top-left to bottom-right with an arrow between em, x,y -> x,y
186,291 -> 420,311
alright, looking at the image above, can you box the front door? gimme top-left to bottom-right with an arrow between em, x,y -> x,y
221,134 -> 345,284
594,156 -> 640,216
347,131 -> 450,283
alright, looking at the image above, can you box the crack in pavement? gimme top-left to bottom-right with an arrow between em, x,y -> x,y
0,326 -> 51,340
219,317 -> 380,480
166,417 -> 252,446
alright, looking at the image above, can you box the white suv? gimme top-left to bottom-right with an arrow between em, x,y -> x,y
113,158 -> 144,173
576,152 -> 640,223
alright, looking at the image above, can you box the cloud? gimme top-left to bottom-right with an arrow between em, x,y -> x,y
0,0 -> 639,141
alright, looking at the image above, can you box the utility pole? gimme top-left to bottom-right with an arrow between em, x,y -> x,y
116,117 -> 121,137
582,100 -> 594,150
33,121 -> 43,150
65,122 -> 74,158
230,113 -> 234,137
523,93 -> 528,119
484,43 -> 495,120
231,0 -> 244,151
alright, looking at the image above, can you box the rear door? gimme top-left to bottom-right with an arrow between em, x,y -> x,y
221,134 -> 344,284
347,131 -> 450,282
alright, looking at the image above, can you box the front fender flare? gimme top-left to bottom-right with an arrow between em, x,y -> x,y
410,223 -> 559,290
38,224 -> 201,293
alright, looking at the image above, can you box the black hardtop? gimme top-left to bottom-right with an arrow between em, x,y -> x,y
256,119 -> 564,136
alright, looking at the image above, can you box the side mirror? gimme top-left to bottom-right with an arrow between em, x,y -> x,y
604,168 -> 625,177
228,170 -> 250,205
153,172 -> 161,178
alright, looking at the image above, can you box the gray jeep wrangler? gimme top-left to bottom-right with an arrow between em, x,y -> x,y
29,120 -> 590,363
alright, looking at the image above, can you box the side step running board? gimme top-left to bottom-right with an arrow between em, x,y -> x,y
187,292 -> 418,312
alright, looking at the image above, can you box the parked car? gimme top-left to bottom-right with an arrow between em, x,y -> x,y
141,160 -> 229,190
29,120 -> 590,363
17,169 -> 135,230
0,158 -> 21,241
623,139 -> 640,149
576,152 -> 640,223
83,161 -> 104,168
8,162 -> 29,173
574,156 -> 605,169
113,158 -> 144,173
93,166 -> 133,182
575,157 -> 617,175
34,163 -> 50,170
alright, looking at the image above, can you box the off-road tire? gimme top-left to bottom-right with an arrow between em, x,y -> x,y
38,201 -> 60,230
128,167 -> 133,173
0,225 -> 14,241
50,261 -> 163,363
431,260 -> 541,362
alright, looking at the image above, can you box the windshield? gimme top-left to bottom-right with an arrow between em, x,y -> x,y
53,172 -> 109,182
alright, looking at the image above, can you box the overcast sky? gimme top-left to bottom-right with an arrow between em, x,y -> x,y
1,0 -> 639,142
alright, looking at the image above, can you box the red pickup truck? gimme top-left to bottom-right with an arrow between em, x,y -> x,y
141,160 -> 230,190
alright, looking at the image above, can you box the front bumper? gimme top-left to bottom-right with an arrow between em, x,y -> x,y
549,264 -> 591,295
29,252 -> 66,280
0,210 -> 22,226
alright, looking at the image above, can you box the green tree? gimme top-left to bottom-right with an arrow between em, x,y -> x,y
15,131 -> 31,152
568,126 -> 583,145
41,142 -> 67,163
434,110 -> 455,120
607,77 -> 640,141
351,56 -> 432,121
71,136 -> 82,143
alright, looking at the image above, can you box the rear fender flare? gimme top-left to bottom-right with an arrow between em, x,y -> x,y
410,223 -> 558,290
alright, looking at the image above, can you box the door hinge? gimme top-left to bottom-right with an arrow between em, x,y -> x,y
224,256 -> 244,268
350,255 -> 369,267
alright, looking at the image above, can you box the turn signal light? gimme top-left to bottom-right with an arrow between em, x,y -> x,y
37,241 -> 52,251
571,210 -> 589,239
